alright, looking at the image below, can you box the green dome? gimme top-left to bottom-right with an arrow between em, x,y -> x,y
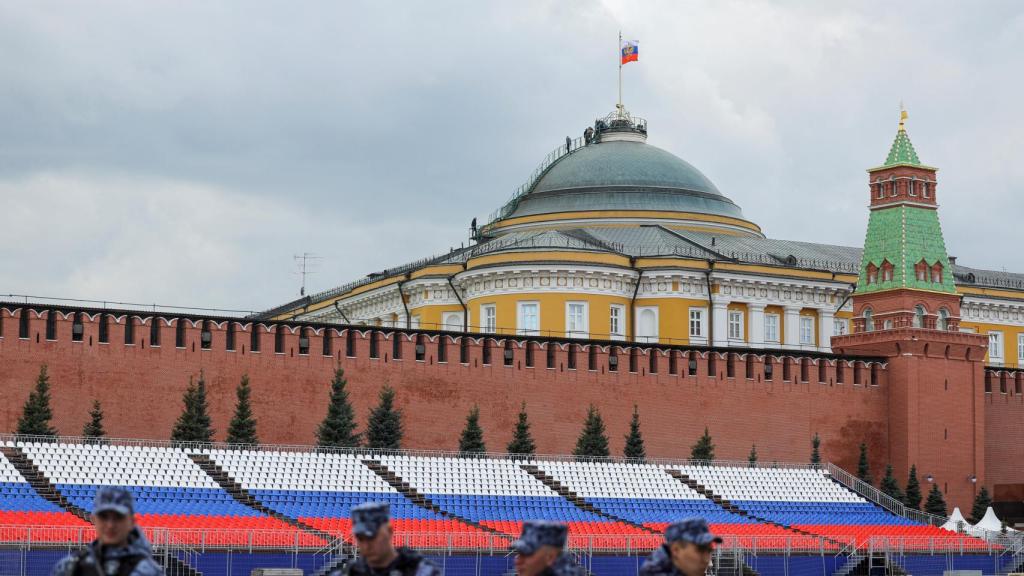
506,140 -> 748,221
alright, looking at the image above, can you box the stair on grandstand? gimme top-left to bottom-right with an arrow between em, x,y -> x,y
666,469 -> 829,543
834,552 -> 907,576
188,454 -> 341,546
361,459 -> 505,537
153,551 -> 203,576
520,464 -> 659,534
0,447 -> 90,522
714,549 -> 758,576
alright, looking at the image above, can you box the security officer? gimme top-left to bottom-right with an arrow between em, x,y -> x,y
339,502 -> 440,576
639,518 -> 722,576
511,520 -> 586,576
51,487 -> 164,576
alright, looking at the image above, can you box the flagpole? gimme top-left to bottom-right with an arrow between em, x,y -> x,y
617,31 -> 623,117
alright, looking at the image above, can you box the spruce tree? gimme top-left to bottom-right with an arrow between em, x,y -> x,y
857,442 -> 873,485
17,365 -> 57,438
810,433 -> 821,466
925,483 -> 948,517
879,464 -> 904,503
690,427 -> 715,461
458,405 -> 486,456
623,405 -> 646,461
904,464 -> 923,510
171,373 -> 214,444
366,385 -> 403,450
573,405 -> 610,458
970,486 -> 992,524
506,402 -> 536,456
317,369 -> 360,448
748,444 -> 758,467
82,400 -> 106,439
226,375 -> 259,446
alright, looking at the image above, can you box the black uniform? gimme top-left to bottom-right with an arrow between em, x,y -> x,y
341,547 -> 441,576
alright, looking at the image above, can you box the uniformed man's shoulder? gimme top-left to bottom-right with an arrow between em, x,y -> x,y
130,556 -> 165,576
49,553 -> 79,576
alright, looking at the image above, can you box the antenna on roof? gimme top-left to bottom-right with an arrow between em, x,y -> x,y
294,253 -> 322,296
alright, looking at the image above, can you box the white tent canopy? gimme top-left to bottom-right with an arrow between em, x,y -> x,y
974,506 -> 1003,532
942,507 -> 970,532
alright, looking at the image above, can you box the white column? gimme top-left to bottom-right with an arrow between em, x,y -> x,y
748,303 -> 766,348
783,305 -> 801,349
712,301 -> 730,348
818,308 -> 835,353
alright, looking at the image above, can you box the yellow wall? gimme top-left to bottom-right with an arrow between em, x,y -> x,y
727,302 -> 749,342
408,304 -> 465,331
960,320 -> 1024,367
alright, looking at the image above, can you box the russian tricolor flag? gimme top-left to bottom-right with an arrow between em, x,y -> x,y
621,39 -> 639,65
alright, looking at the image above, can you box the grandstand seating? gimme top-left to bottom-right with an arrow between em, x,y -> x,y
207,450 -> 497,549
0,439 -> 998,558
677,464 -> 990,550
0,448 -> 88,542
19,443 -> 315,547
378,455 -> 651,546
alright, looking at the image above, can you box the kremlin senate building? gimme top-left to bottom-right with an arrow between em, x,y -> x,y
1,105 -> 1022,521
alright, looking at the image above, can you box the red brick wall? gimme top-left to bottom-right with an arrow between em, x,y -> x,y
0,307 -> 892,474
985,372 -> 1024,504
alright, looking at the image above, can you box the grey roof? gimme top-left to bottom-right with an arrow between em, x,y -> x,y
506,140 -> 748,221
257,228 -> 1023,317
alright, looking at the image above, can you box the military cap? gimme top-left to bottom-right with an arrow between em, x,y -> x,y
351,502 -> 391,538
94,486 -> 134,516
511,520 -> 569,555
665,518 -> 723,546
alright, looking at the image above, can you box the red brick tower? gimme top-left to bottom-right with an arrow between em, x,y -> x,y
832,110 -> 988,512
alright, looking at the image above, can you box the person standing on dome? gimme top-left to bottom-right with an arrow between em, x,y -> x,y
565,136 -> 571,154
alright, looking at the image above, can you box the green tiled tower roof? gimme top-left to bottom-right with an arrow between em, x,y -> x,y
855,205 -> 957,294
884,125 -> 921,167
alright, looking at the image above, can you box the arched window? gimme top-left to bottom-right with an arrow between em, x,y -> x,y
915,260 -> 928,282
875,181 -> 884,199
913,305 -> 926,328
889,176 -> 898,197
864,308 -> 874,332
931,262 -> 943,283
937,308 -> 949,331
923,182 -> 931,198
908,178 -> 917,196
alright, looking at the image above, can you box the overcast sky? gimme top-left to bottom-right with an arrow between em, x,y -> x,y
2,1 -> 1022,313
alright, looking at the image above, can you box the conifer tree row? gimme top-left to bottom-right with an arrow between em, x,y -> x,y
459,405 -> 486,455
18,365 -> 57,438
507,402 -> 536,456
623,405 -> 646,460
317,369 -> 360,448
226,375 -> 259,446
171,372 -> 214,444
573,405 -> 609,458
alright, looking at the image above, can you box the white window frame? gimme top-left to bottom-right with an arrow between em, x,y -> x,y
410,315 -> 421,329
988,331 -> 1003,361
565,301 -> 589,339
441,311 -> 464,332
799,316 -> 815,346
636,306 -> 659,343
480,304 -> 496,333
764,313 -> 780,343
689,307 -> 707,340
727,310 -> 744,341
517,301 -> 540,336
833,318 -> 849,336
1018,334 -> 1024,364
609,304 -> 626,340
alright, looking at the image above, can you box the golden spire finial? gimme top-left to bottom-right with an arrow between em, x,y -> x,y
898,101 -> 908,132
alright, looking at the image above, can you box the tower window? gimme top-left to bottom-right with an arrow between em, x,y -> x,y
915,260 -> 928,282
913,305 -> 926,328
908,178 -> 916,196
875,182 -> 884,199
201,320 -> 212,350
866,263 -> 878,285
881,260 -> 894,283
931,262 -> 943,283
175,319 -> 186,348
923,182 -> 931,198
46,310 -> 57,341
72,312 -> 84,342
937,308 -> 949,331
889,177 -> 897,197
864,308 -> 874,332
